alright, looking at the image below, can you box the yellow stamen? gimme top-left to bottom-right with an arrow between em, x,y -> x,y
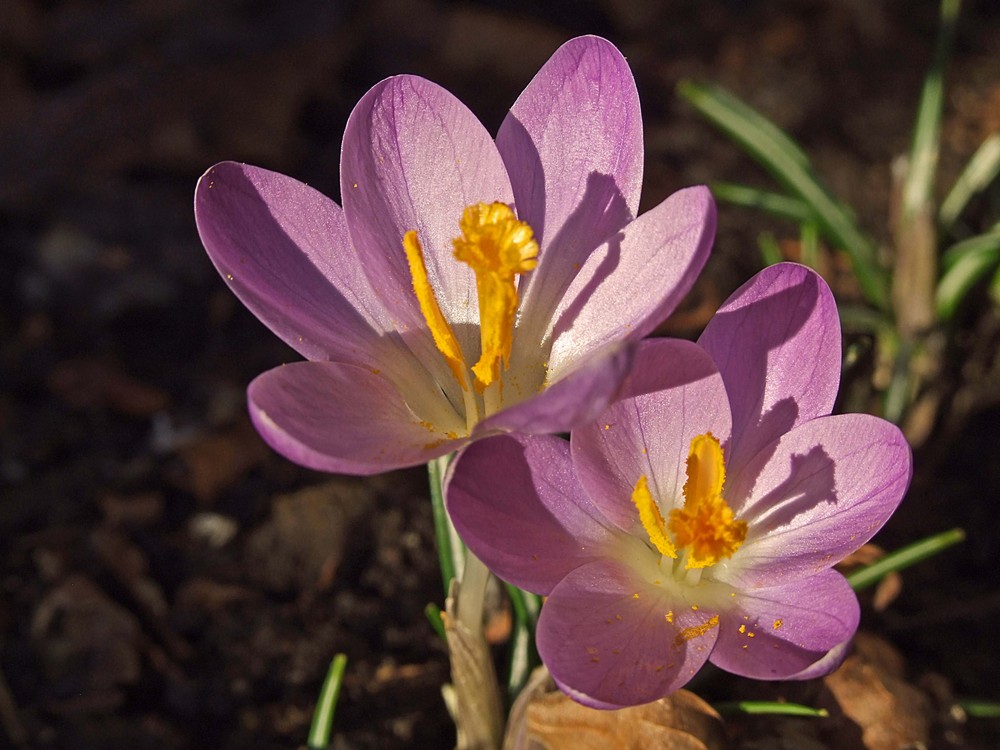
631,475 -> 677,558
668,432 -> 747,569
402,230 -> 469,391
452,202 -> 538,391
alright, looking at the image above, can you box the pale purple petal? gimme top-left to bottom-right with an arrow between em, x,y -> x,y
445,434 -> 617,595
710,569 -> 859,680
476,343 -> 634,436
248,361 -> 465,475
698,263 -> 841,477
341,75 -> 514,370
720,414 -> 911,588
540,186 -> 715,379
194,161 -> 391,364
498,36 -> 643,341
537,560 -> 718,708
572,339 -> 731,534
786,639 -> 852,680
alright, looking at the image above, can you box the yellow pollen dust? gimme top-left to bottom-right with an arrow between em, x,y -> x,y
402,202 -> 537,395
668,433 -> 747,569
453,202 -> 538,391
631,475 -> 677,558
674,615 -> 720,645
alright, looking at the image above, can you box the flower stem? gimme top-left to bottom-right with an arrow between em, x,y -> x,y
457,550 -> 490,638
427,455 -> 504,749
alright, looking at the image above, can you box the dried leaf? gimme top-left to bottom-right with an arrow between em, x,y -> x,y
506,669 -> 727,750
821,633 -> 931,750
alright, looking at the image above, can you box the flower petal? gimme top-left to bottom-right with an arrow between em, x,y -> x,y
572,339 -> 731,535
248,361 -> 465,475
476,342 -> 634,436
341,75 -> 514,367
537,559 -> 718,708
698,263 -> 841,476
721,413 -> 911,588
711,569 -> 859,680
538,186 -> 715,379
194,161 -> 390,364
445,434 -> 616,595
497,36 -> 644,340
786,639 -> 852,681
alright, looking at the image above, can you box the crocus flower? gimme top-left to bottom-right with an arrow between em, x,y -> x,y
446,263 -> 911,708
194,36 -> 715,474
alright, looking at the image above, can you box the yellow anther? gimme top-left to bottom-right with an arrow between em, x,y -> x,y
631,475 -> 677,559
452,202 -> 538,391
668,432 -> 747,569
403,230 -> 469,390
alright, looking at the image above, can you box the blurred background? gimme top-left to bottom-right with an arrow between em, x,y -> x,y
2,0 -> 1000,747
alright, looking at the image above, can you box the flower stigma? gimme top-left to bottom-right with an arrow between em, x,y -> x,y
403,202 -> 538,428
632,432 -> 747,584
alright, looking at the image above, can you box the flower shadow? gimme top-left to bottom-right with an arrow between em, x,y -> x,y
743,445 -> 839,537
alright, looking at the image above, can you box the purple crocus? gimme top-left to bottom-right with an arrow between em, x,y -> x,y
194,36 -> 715,474
446,263 -> 911,708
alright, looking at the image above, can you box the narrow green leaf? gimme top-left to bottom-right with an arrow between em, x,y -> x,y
504,584 -> 542,701
883,337 -> 913,425
308,653 -> 349,750
711,182 -> 815,223
714,701 -> 829,718
846,528 -> 966,591
959,699 -> 1000,718
425,602 -> 447,640
800,221 -> 821,271
939,133 -> 1000,231
936,234 -> 1000,320
989,262 -> 1000,306
428,454 -> 464,595
941,230 -> 1000,271
757,232 -> 783,266
901,0 -> 962,220
838,304 -> 891,335
678,80 -> 889,309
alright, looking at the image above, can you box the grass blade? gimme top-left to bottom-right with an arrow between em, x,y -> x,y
428,454 -> 464,595
959,699 -> 1000,718
425,602 -> 446,640
678,80 -> 889,309
800,221 -> 821,271
901,0 -> 962,221
308,654 -> 349,750
757,231 -> 784,266
712,182 -> 815,223
504,584 -> 542,701
936,233 -> 1000,320
846,528 -> 965,591
939,133 -> 1000,231
715,701 -> 829,718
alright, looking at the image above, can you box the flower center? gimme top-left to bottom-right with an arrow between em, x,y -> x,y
631,432 -> 747,572
403,202 -> 538,424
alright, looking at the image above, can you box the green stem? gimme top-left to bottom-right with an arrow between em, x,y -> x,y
429,453 -> 464,595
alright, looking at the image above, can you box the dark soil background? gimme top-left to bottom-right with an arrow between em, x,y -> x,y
2,1 -> 1000,748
